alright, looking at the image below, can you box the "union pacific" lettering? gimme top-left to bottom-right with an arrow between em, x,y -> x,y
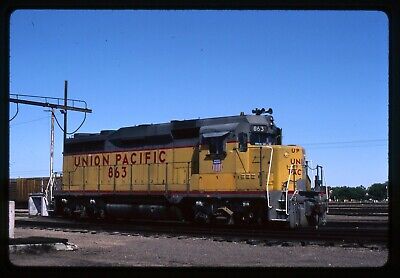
73,150 -> 166,167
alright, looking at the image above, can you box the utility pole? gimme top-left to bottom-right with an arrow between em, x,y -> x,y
42,108 -> 55,201
63,80 -> 67,151
44,108 -> 55,179
50,108 -> 54,178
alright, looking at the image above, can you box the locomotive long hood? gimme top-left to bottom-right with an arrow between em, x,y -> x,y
64,113 -> 280,155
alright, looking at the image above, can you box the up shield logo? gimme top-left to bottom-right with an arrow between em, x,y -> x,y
212,159 -> 222,172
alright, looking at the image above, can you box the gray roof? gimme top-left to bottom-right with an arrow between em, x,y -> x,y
65,112 -> 278,153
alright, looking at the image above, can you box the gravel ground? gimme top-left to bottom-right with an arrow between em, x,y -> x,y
8,227 -> 388,267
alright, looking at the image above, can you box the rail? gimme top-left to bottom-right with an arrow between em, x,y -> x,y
14,215 -> 389,244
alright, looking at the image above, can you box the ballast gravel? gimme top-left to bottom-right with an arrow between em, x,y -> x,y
9,227 -> 388,267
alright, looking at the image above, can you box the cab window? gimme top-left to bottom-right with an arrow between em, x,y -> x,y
201,131 -> 229,157
208,137 -> 224,154
250,132 -> 268,145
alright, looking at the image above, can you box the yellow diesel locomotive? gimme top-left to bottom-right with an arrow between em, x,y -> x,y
54,108 -> 328,228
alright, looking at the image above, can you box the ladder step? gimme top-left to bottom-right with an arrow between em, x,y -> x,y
275,209 -> 286,212
270,218 -> 288,222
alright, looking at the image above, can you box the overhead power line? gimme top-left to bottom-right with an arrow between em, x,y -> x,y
51,109 -> 87,135
9,103 -> 19,121
10,116 -> 49,127
10,169 -> 55,174
305,144 -> 387,150
298,139 -> 387,146
9,88 -> 92,139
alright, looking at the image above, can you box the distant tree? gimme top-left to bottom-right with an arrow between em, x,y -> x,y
351,185 -> 367,200
330,186 -> 367,201
367,182 -> 388,201
331,186 -> 351,201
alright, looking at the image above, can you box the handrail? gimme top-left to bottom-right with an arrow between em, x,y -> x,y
264,145 -> 273,209
285,164 -> 294,216
45,171 -> 53,202
325,177 -> 329,214
290,164 -> 299,201
44,171 -> 62,205
290,189 -> 298,201
247,145 -> 274,209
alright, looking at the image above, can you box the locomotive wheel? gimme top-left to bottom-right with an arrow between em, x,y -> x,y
212,209 -> 234,225
63,207 -> 73,218
194,211 -> 210,224
86,207 -> 97,219
78,206 -> 87,219
98,208 -> 107,220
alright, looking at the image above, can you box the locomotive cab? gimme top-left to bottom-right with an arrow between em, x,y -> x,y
195,110 -> 327,228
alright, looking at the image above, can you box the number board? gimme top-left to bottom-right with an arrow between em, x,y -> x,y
251,125 -> 268,133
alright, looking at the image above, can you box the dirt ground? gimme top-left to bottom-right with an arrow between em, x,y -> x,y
8,226 -> 388,268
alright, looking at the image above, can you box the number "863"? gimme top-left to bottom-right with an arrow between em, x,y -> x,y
108,166 -> 127,178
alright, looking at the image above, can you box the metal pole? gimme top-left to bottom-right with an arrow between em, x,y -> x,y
320,166 -> 324,188
63,80 -> 68,152
50,108 -> 54,177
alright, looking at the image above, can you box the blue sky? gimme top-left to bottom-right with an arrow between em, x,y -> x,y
9,10 -> 388,187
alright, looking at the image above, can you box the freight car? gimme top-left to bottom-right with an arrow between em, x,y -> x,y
9,177 -> 61,209
54,109 -> 328,228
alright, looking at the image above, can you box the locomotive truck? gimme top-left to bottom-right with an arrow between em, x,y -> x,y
54,108 -> 328,228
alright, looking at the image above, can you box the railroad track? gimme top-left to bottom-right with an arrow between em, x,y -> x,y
15,216 -> 388,246
327,202 -> 389,216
